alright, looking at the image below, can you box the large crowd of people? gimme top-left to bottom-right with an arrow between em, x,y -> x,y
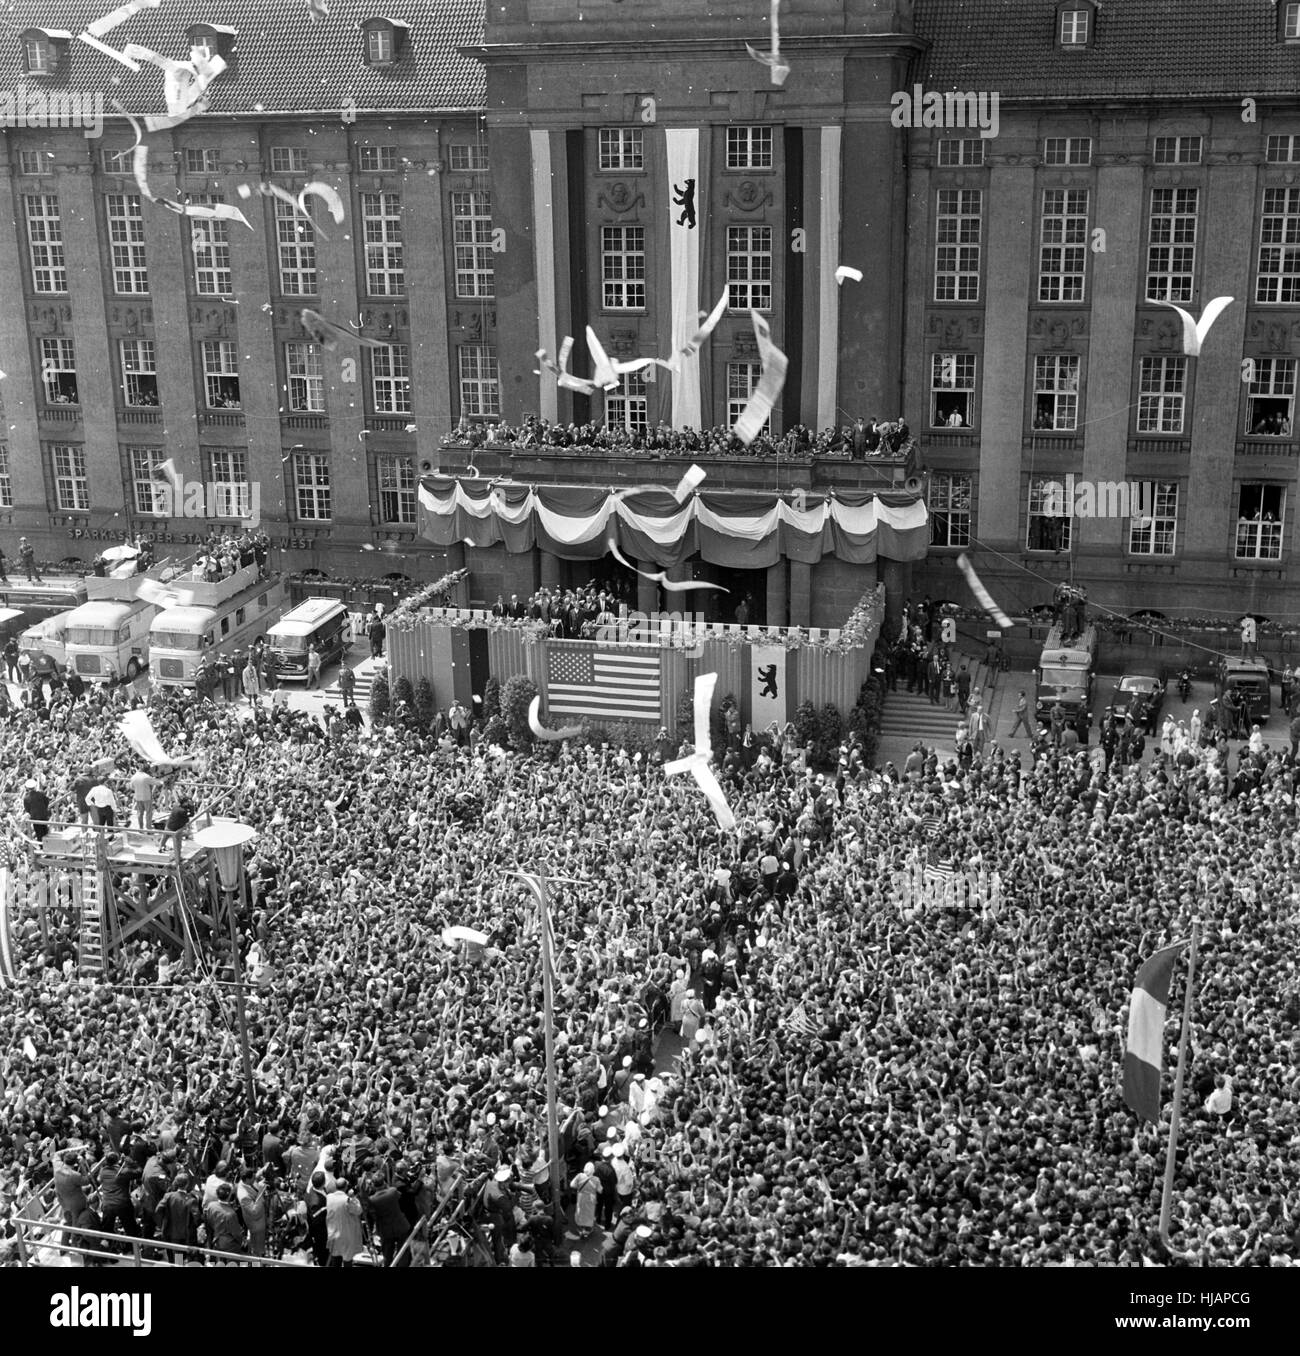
0,631 -> 1298,1268
447,414 -> 911,461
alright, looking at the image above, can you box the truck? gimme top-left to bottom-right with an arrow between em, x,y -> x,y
1035,622 -> 1098,741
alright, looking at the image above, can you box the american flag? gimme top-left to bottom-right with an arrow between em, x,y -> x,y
546,642 -> 661,722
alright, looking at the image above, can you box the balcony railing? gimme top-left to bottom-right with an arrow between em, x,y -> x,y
283,413 -> 328,429
367,416 -> 415,434
1236,437 -> 1299,457
119,408 -> 161,425
200,410 -> 244,427
1130,437 -> 1190,455
41,405 -> 80,423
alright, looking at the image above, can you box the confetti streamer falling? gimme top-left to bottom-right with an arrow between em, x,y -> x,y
605,537 -> 729,594
527,696 -> 584,742
300,309 -> 389,350
955,553 -> 1012,630
673,464 -> 707,502
745,0 -> 791,85
1154,297 -> 1234,356
834,265 -> 864,285
536,338 -> 598,395
665,673 -> 737,832
732,312 -> 789,446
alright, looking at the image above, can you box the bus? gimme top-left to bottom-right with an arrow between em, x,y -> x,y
64,597 -> 159,682
150,565 -> 287,688
0,577 -> 88,621
266,598 -> 351,680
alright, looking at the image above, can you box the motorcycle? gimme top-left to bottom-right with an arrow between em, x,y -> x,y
1177,669 -> 1192,703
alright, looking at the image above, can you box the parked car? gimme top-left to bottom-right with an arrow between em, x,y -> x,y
19,614 -> 70,676
1215,657 -> 1271,723
1110,673 -> 1166,735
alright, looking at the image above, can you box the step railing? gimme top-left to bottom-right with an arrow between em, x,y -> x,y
13,1214 -> 302,1268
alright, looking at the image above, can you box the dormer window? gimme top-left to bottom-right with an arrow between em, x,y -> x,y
1056,2 -> 1095,49
362,18 -> 410,67
1282,2 -> 1300,42
186,23 -> 237,69
20,28 -> 71,77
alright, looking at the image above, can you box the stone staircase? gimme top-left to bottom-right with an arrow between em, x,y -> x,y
321,653 -> 383,706
878,652 -> 998,746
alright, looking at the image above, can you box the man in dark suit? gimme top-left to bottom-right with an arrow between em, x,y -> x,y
508,593 -> 526,619
364,1172 -> 411,1267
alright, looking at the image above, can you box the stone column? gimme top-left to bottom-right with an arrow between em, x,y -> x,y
789,560 -> 811,629
766,559 -> 789,628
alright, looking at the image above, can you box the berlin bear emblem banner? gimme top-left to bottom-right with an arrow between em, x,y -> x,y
751,645 -> 789,729
665,128 -> 702,429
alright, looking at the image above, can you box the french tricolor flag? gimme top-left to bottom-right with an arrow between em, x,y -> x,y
1122,941 -> 1188,1122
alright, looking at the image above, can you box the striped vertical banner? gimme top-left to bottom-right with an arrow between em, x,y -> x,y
487,627 -> 530,685
530,129 -> 559,424
660,645 -> 692,740
699,639 -> 749,726
665,127 -> 702,428
817,125 -> 842,432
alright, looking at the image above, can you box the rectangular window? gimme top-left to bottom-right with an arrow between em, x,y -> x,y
1146,187 -> 1198,303
210,448 -> 252,519
601,225 -> 646,310
1287,3 -> 1300,40
458,345 -> 500,418
1128,481 -> 1179,556
361,191 -> 404,296
366,28 -> 392,63
285,341 -> 324,413
101,147 -> 132,175
23,37 -> 48,74
0,447 -> 11,509
1246,357 -> 1295,434
598,128 -> 644,171
1265,134 -> 1300,163
270,147 -> 308,175
41,337 -> 78,404
1038,188 -> 1089,303
936,138 -> 985,167
726,125 -> 773,171
120,339 -> 158,407
931,353 -> 977,427
358,146 -> 398,172
1027,480 -> 1071,552
292,451 -> 332,521
1256,187 -> 1300,304
1033,355 -> 1080,430
18,150 -> 50,175
1153,135 -> 1202,165
274,198 -> 317,295
934,189 -> 981,301
726,225 -> 773,312
370,344 -> 411,414
376,453 -> 416,524
451,190 -> 494,299
605,371 -> 649,434
201,339 -> 241,408
25,195 -> 66,293
1043,136 -> 1092,166
448,143 -> 490,172
52,445 -> 89,512
106,193 -> 148,293
129,447 -> 169,515
727,361 -> 767,433
183,147 -> 220,174
189,194 -> 232,295
1137,356 -> 1187,433
928,472 -> 972,548
1059,9 -> 1090,44
1235,484 -> 1285,560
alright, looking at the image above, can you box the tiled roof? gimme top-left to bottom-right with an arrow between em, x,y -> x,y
916,0 -> 1300,99
0,0 -> 484,116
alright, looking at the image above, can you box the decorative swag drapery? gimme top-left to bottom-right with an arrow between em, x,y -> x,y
418,479 -> 930,570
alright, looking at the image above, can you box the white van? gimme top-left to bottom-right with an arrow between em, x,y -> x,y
63,598 -> 158,682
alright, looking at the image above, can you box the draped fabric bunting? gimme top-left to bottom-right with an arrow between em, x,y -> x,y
418,478 -> 929,569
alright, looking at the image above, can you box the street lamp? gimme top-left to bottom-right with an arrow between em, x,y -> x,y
194,820 -> 259,1111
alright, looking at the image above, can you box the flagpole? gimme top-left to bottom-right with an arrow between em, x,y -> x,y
1158,920 -> 1199,1247
538,870 -> 565,1246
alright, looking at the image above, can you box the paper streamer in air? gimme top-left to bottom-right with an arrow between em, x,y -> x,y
673,464 -> 706,502
22,1036 -> 38,1061
122,43 -> 226,132
678,292 -> 729,363
605,538 -> 728,594
0,867 -> 15,988
134,576 -> 195,610
119,711 -> 200,768
442,925 -> 489,948
732,312 -> 789,446
586,327 -> 675,391
536,337 -> 598,395
300,309 -> 388,350
745,0 -> 791,85
956,553 -> 1012,630
665,673 -> 737,832
835,266 -> 864,285
299,183 -> 346,226
1155,297 -> 1234,357
527,696 -> 584,741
